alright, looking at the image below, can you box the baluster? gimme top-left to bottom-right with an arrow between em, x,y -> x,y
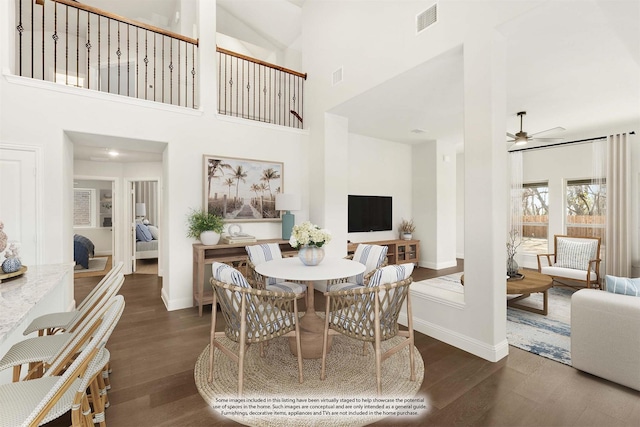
30,0 -> 33,78
127,26 -> 130,97
65,5 -> 68,85
41,0 -> 44,80
52,2 -> 57,82
162,36 -> 165,103
144,30 -> 148,100
97,16 -> 100,92
135,27 -> 139,99
86,12 -> 90,90
117,22 -> 121,94
153,33 -> 157,101
76,8 -> 79,87
107,17 -> 110,93
169,38 -> 173,105
192,44 -> 196,109
17,0 -> 23,76
177,41 -> 181,106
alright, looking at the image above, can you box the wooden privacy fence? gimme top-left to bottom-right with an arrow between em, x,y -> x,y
17,0 -> 198,107
522,215 -> 605,239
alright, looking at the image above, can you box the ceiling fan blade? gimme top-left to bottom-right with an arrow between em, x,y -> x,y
530,137 -> 564,142
530,126 -> 566,137
506,132 -> 517,139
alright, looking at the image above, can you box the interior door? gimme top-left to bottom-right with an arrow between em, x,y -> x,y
0,148 -> 38,265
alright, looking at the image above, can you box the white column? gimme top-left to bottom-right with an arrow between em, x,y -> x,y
463,28 -> 508,351
323,113 -> 349,257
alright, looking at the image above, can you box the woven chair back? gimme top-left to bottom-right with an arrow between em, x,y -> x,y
211,278 -> 299,344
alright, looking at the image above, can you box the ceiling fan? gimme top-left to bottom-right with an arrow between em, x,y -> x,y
507,111 -> 565,146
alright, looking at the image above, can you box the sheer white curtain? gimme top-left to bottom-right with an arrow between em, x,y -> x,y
605,133 -> 631,277
509,151 -> 523,244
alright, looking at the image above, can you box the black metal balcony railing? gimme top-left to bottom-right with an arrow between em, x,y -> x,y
217,47 -> 306,129
16,0 -> 199,108
14,1 -> 307,127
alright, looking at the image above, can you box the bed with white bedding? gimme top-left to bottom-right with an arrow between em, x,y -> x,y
135,223 -> 159,259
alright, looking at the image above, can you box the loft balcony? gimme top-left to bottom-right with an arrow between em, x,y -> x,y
12,0 -> 305,129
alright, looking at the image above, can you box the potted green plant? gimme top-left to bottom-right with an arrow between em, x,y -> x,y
399,218 -> 416,240
186,209 -> 225,245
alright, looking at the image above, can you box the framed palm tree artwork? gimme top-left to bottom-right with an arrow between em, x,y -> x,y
203,155 -> 283,222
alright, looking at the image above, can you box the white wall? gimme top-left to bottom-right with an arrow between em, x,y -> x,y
347,133 -> 412,243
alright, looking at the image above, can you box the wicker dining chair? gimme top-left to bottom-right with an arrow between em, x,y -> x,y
245,243 -> 307,296
208,262 -> 303,396
321,244 -> 389,292
321,264 -> 415,395
23,261 -> 124,337
0,295 -> 125,427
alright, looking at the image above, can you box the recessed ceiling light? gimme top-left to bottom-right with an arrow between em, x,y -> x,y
107,150 -> 119,157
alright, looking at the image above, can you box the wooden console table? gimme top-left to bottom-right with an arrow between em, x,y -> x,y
347,238 -> 420,266
192,239 -> 295,316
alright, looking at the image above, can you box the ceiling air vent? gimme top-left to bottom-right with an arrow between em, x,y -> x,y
332,67 -> 343,86
416,3 -> 438,34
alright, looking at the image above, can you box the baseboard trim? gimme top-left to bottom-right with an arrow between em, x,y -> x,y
420,259 -> 458,270
161,291 -> 194,312
399,312 -> 509,362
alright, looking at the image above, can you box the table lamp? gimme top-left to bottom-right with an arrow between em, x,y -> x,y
275,194 -> 300,240
135,202 -> 146,221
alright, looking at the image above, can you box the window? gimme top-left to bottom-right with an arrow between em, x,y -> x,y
521,182 -> 549,253
565,179 -> 606,241
73,188 -> 96,227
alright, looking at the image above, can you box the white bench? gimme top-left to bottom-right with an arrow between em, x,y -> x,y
537,235 -> 601,290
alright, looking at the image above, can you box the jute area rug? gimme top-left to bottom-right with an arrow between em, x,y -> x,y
194,334 -> 425,427
415,272 -> 574,365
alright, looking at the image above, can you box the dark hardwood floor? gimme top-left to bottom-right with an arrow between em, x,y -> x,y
47,261 -> 640,426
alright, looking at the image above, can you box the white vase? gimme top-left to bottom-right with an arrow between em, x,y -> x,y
402,233 -> 412,240
200,231 -> 221,246
298,245 -> 325,266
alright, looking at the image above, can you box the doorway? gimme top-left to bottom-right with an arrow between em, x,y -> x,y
130,180 -> 160,275
73,178 -> 116,274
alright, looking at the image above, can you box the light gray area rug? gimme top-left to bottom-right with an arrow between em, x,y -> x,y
195,335 -> 426,427
74,257 -> 108,273
415,273 -> 574,365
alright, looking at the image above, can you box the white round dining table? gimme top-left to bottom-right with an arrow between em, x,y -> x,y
254,257 -> 365,359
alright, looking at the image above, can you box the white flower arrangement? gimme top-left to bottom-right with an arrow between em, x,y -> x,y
289,221 -> 332,249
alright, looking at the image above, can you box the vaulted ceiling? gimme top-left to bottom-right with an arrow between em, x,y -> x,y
74,0 -> 639,160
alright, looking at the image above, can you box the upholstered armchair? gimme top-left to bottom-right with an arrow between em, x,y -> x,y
537,235 -> 601,289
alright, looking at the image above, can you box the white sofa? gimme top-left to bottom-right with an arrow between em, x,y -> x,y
571,289 -> 640,391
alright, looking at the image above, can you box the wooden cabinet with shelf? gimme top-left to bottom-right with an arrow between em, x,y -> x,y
192,239 -> 296,316
347,239 -> 420,267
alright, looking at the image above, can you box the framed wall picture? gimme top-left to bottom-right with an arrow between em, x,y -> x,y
203,155 -> 283,222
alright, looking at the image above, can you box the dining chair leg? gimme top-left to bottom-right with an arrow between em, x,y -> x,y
407,296 -> 416,382
89,375 -> 106,427
374,296 -> 382,396
320,296 -> 331,381
208,294 -> 218,383
294,301 -> 303,384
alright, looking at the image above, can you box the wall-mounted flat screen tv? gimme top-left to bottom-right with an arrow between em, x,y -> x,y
348,195 -> 392,232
